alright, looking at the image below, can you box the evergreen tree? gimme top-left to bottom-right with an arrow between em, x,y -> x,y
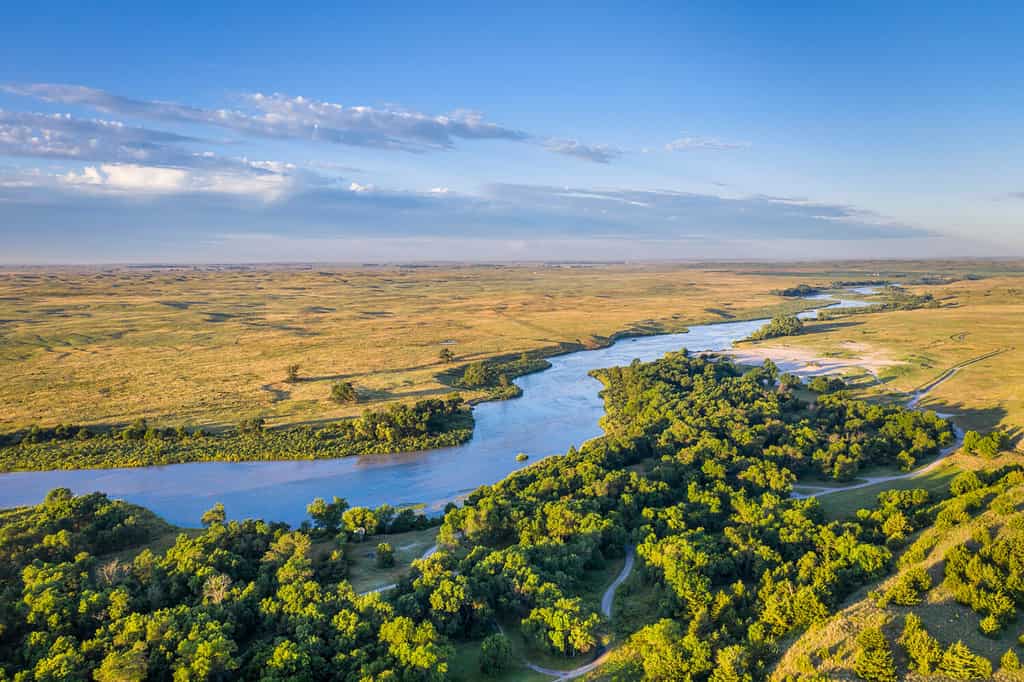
939,640 -> 993,680
853,627 -> 898,682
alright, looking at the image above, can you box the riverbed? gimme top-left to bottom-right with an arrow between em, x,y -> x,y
0,292 -> 873,526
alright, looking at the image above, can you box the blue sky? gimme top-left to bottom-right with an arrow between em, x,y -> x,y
1,1 -> 1022,262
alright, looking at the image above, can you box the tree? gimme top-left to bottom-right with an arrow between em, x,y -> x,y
306,496 -> 349,535
237,416 -> 265,434
200,502 -> 226,527
285,364 -> 301,383
950,471 -> 983,496
342,507 -> 379,538
378,617 -> 453,679
898,613 -> 942,674
479,633 -> 512,675
747,314 -> 803,341
376,542 -> 395,568
461,362 -> 490,388
853,627 -> 898,682
202,573 -> 233,604
523,597 -> 600,656
439,348 -> 455,363
94,646 -> 148,682
809,375 -> 846,394
939,640 -> 993,680
330,381 -> 358,404
633,619 -> 713,681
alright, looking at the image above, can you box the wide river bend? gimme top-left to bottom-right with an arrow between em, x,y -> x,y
0,292 -> 872,526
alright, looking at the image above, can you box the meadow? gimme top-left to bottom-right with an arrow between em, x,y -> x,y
6,260 -> 1022,439
0,262 -> 843,433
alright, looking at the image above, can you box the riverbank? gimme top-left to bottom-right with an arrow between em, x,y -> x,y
0,297 -> 826,474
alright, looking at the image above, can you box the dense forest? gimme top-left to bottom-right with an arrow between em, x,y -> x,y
0,397 -> 470,472
0,352 -> 962,680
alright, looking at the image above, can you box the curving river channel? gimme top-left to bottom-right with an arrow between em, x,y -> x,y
0,292 -> 874,527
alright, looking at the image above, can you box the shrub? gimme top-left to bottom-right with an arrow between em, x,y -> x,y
479,633 -> 512,675
330,381 -> 358,404
747,314 -> 803,341
950,471 -> 983,496
375,542 -> 395,568
853,627 -> 898,682
898,614 -> 942,674
939,641 -> 993,680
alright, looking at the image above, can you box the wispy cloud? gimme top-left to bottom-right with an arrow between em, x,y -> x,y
3,83 -> 625,164
665,134 -> 749,152
544,139 -> 623,164
0,109 -> 205,164
3,83 -> 528,154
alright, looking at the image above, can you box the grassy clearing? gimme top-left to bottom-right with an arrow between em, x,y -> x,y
447,638 -> 551,682
811,462 -> 962,521
327,525 -> 440,594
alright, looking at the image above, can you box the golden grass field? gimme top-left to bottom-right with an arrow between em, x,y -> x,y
3,261 -> 1024,438
0,263 -> 828,432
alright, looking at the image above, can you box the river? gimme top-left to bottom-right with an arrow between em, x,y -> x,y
0,292 -> 873,526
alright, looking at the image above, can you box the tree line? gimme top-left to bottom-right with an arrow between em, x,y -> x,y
0,397 -> 470,472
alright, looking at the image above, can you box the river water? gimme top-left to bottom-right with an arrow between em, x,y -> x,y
0,292 -> 872,526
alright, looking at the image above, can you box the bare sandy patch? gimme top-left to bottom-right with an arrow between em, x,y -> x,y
722,344 -> 903,377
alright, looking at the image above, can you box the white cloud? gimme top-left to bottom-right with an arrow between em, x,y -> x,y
3,83 -> 528,154
665,135 -> 749,152
544,139 -> 623,164
4,83 -> 628,164
58,162 -> 294,200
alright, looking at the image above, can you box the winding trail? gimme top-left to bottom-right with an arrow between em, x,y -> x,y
523,546 -> 636,680
792,349 -> 1011,500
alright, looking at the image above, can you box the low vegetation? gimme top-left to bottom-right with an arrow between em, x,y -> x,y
746,314 -> 804,340
0,396 -> 471,472
452,353 -> 550,400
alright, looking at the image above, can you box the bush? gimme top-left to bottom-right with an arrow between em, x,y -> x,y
963,430 -> 1010,458
898,614 -> 942,674
330,381 -> 358,404
950,471 -> 983,496
375,542 -> 395,568
747,314 -> 803,341
237,416 -> 265,434
809,375 -> 846,394
875,566 -> 931,606
853,627 -> 898,682
479,633 -> 512,675
939,641 -> 993,680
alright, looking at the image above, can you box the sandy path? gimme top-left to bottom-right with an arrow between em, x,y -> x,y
523,546 -> 635,680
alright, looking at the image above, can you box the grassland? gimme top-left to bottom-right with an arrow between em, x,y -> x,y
4,260 -> 1023,447
0,262 -> 843,433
